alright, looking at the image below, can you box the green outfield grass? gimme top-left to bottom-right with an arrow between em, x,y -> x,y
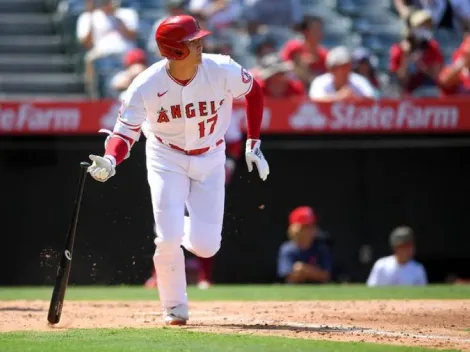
0,284 -> 469,301
0,329 -> 460,352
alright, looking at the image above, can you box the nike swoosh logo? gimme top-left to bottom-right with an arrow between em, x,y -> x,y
157,91 -> 168,97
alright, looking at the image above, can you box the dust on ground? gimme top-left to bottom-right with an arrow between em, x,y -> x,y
1,300 -> 469,351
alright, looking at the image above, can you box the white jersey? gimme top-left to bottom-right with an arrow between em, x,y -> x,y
114,54 -> 253,151
366,255 -> 428,287
309,72 -> 375,100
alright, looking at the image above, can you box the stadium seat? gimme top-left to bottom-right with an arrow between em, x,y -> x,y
353,12 -> 404,35
337,0 -> 390,17
323,31 -> 361,49
0,55 -> 75,74
0,0 -> 47,13
0,13 -> 54,35
300,0 -> 336,7
0,73 -> 84,94
361,33 -> 401,54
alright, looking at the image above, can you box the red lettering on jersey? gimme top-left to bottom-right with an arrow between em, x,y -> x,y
199,102 -> 208,116
220,99 -> 225,107
210,101 -> 217,115
171,105 -> 182,119
157,107 -> 170,123
185,103 -> 195,118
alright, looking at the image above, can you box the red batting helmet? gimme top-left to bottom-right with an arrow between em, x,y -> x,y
155,15 -> 211,60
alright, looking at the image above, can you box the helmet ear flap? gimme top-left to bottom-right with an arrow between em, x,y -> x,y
157,41 -> 189,60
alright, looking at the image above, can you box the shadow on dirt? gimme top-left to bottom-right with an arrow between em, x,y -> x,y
0,307 -> 44,312
190,323 -> 369,333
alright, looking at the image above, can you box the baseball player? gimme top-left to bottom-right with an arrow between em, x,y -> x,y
87,15 -> 270,325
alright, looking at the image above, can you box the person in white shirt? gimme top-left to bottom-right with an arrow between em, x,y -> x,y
76,0 -> 139,60
367,226 -> 428,286
309,46 -> 376,102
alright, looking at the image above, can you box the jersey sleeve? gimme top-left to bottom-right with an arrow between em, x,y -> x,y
113,80 -> 146,141
224,58 -> 254,99
366,259 -> 384,287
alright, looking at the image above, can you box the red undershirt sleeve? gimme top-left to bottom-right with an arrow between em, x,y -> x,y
104,133 -> 134,166
244,79 -> 264,140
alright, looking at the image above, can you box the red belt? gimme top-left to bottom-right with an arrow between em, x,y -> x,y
156,136 -> 224,156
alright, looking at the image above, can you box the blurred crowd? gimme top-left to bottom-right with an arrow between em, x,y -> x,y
59,0 -> 470,100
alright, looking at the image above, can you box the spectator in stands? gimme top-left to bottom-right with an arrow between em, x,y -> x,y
439,36 -> 470,95
352,47 -> 380,91
277,206 -> 332,284
393,0 -> 455,29
255,54 -> 305,98
243,0 -> 303,34
188,0 -> 242,30
389,10 -> 443,95
367,226 -> 428,286
280,15 -> 327,88
110,48 -> 148,100
309,46 -> 375,102
251,34 -> 278,64
395,0 -> 470,31
76,0 -> 139,60
147,0 -> 187,58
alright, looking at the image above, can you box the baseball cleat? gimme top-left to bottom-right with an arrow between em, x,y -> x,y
164,304 -> 189,325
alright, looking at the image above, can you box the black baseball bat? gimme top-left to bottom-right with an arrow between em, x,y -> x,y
47,161 -> 90,325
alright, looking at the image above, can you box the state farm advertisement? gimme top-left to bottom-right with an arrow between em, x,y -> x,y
1,97 -> 470,135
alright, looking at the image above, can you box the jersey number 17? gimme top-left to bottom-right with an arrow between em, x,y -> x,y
198,115 -> 218,138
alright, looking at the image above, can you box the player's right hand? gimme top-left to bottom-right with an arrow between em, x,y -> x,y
88,155 -> 116,182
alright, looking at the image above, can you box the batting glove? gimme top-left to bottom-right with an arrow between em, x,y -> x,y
245,139 -> 270,181
88,155 -> 116,182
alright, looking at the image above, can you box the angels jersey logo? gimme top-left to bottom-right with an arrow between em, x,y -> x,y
157,107 -> 170,123
241,67 -> 251,84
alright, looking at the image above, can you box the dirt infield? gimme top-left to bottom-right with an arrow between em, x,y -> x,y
1,300 -> 469,351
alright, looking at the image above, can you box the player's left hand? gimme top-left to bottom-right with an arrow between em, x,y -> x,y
245,139 -> 270,181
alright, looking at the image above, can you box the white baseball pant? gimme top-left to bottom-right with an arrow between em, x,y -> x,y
146,135 -> 225,309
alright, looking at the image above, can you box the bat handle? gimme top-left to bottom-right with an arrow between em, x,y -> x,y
80,161 -> 91,169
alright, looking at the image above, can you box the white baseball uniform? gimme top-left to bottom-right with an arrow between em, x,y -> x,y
99,53 -> 261,310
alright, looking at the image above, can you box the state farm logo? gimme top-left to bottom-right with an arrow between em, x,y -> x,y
288,101 -> 459,131
329,101 -> 459,130
0,104 -> 80,132
289,102 -> 328,129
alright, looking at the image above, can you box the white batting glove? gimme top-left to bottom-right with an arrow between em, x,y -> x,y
88,155 -> 116,182
245,139 -> 270,181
